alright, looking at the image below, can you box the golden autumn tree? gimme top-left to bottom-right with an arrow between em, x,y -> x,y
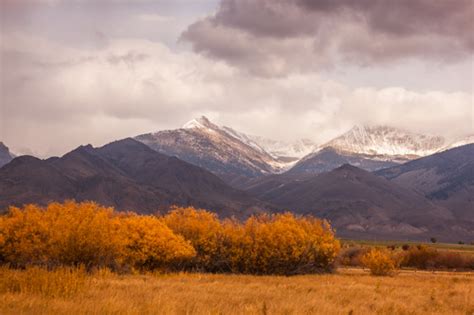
120,214 -> 195,270
0,201 -> 195,271
163,207 -> 223,271
163,208 -> 340,275
0,201 -> 123,268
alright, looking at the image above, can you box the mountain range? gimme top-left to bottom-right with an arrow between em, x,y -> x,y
377,144 -> 474,222
0,138 -> 269,218
136,117 -> 472,183
1,118 -> 472,242
244,159 -> 473,241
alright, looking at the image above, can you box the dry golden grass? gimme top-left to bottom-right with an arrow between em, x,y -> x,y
1,267 -> 473,315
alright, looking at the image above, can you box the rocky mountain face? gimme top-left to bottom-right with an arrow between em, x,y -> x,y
286,125 -> 473,176
0,138 -> 271,218
245,164 -> 472,242
0,142 -> 14,168
319,125 -> 447,162
135,117 -> 294,183
376,144 -> 474,222
286,147 -> 398,175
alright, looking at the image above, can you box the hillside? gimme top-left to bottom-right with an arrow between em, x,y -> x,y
377,144 -> 474,222
287,147 -> 398,175
246,164 -> 471,241
0,138 -> 269,217
0,142 -> 14,168
135,116 -> 286,182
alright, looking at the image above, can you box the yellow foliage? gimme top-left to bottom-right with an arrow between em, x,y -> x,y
0,201 -> 123,268
361,248 -> 398,276
120,214 -> 195,270
0,202 -> 340,275
164,207 -> 223,271
0,201 -> 195,271
227,213 -> 340,274
165,209 -> 341,275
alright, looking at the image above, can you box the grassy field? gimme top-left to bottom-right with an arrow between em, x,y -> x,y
1,267 -> 473,315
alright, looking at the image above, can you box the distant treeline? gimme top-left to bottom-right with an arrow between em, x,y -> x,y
0,201 -> 340,275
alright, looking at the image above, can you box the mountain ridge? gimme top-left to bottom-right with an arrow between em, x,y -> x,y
0,138 -> 271,218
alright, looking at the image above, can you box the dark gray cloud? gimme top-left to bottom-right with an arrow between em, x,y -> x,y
0,0 -> 472,157
182,0 -> 474,76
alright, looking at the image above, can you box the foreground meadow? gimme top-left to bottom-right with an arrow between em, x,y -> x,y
1,267 -> 473,315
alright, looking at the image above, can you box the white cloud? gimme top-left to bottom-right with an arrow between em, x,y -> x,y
1,32 -> 472,157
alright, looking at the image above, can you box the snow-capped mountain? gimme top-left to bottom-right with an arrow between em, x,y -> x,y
318,125 -> 447,161
135,116 -> 289,182
443,135 -> 474,151
135,118 -> 472,182
246,136 -> 317,161
286,125 -> 459,175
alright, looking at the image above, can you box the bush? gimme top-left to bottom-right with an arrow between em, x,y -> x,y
361,248 -> 398,276
399,245 -> 474,270
400,245 -> 437,269
0,202 -> 341,275
338,247 -> 368,267
233,214 -> 340,275
120,214 -> 195,271
0,202 -> 124,269
433,251 -> 474,270
165,209 -> 341,275
164,207 -> 223,271
0,202 -> 195,271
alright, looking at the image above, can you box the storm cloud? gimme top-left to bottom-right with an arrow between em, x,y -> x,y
0,0 -> 472,157
182,0 -> 474,76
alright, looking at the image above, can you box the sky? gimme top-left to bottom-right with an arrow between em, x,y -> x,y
0,0 -> 473,157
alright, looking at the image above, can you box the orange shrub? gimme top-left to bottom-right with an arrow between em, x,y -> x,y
400,245 -> 474,270
361,248 -> 398,276
0,202 -> 123,268
165,209 -> 340,275
235,214 -> 340,275
120,214 -> 195,270
1,202 -> 340,275
163,207 -> 223,271
338,246 -> 369,267
400,245 -> 438,269
0,202 -> 195,271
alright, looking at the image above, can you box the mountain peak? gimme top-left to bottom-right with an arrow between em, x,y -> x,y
322,124 -> 446,158
182,116 -> 216,130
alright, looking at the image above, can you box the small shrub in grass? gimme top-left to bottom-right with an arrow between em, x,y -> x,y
434,251 -> 474,270
400,245 -> 437,269
338,247 -> 368,267
361,248 -> 398,276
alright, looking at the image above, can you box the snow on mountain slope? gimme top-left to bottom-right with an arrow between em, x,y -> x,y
136,117 -> 471,182
247,136 -> 318,160
319,125 -> 447,161
135,116 -> 290,181
442,135 -> 474,151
